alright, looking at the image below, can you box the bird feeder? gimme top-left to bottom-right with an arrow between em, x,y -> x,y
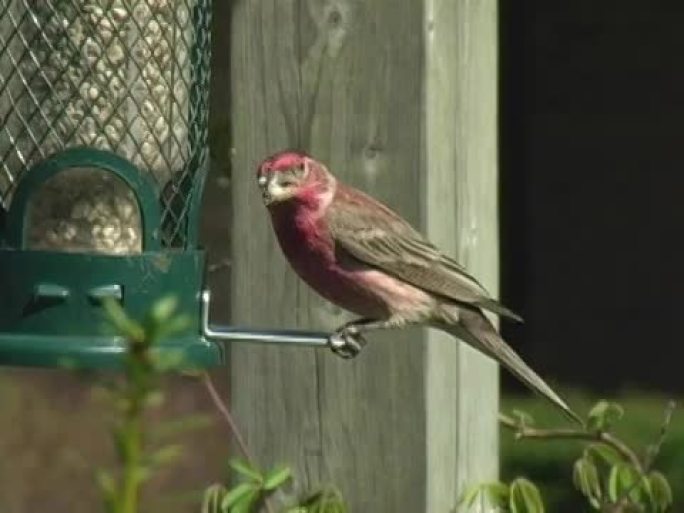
0,1 -> 348,370
0,0 -> 222,369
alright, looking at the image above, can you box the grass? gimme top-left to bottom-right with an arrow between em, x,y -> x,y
501,389 -> 684,513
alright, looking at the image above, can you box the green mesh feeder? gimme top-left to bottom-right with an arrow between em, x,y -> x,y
0,2 -> 352,369
0,0 -> 222,368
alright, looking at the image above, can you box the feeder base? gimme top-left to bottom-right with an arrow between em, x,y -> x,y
0,248 -> 224,369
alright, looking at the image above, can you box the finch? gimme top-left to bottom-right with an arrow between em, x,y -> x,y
257,150 -> 580,424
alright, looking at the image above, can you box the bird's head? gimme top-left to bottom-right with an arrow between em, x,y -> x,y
256,150 -> 335,208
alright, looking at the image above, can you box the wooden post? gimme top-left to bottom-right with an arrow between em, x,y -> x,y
229,1 -> 498,511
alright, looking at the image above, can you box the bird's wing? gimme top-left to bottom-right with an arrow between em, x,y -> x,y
326,187 -> 522,322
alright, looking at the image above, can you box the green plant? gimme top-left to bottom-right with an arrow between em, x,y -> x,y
201,375 -> 348,513
461,478 -> 544,513
200,465 -> 347,513
96,296 -> 208,513
463,400 -> 676,513
220,460 -> 291,513
95,296 -> 348,513
286,487 -> 348,513
501,391 -> 684,513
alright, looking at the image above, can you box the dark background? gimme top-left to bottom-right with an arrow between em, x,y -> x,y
499,1 -> 684,394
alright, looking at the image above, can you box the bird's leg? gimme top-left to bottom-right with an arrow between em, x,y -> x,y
329,318 -> 370,359
328,318 -> 399,359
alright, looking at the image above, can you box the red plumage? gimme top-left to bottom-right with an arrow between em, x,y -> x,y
257,150 -> 580,424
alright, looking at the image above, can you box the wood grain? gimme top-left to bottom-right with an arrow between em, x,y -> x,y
230,1 -> 498,510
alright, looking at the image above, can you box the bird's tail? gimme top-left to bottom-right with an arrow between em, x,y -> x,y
439,307 -> 583,426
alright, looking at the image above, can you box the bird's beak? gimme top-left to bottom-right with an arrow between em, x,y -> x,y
258,174 -> 274,205
261,179 -> 292,206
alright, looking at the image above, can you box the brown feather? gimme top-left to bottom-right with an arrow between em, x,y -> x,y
439,307 -> 581,424
326,184 -> 522,322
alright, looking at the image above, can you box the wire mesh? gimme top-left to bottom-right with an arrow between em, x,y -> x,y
0,0 -> 211,249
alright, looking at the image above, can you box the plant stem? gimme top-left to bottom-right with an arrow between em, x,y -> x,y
117,345 -> 152,513
499,413 -> 644,472
116,369 -> 145,513
202,372 -> 254,464
642,400 -> 676,472
119,412 -> 143,513
201,372 -> 275,513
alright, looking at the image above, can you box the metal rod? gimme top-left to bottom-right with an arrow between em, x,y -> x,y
200,290 -> 331,347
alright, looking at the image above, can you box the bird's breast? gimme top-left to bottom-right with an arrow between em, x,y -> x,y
269,209 -> 434,320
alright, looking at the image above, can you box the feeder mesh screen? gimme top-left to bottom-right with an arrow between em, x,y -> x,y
0,0 -> 211,248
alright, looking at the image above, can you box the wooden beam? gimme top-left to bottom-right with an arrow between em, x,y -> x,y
229,1 -> 498,511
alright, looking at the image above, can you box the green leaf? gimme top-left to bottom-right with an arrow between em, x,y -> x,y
133,464 -> 152,484
220,483 -> 255,511
102,298 -> 145,342
112,427 -> 127,461
641,475 -> 655,509
153,315 -> 192,345
229,459 -> 263,482
299,490 -> 324,507
263,465 -> 292,490
231,488 -> 260,513
608,463 -> 643,504
585,444 -> 623,466
299,487 -> 347,513
150,296 -> 179,324
460,482 -> 509,509
486,483 -> 510,508
202,484 -> 227,513
151,349 -> 187,372
587,401 -> 624,432
460,484 -> 488,509
96,468 -> 117,512
313,497 -> 346,513
573,456 -> 602,508
649,471 -> 673,512
510,478 -> 545,513
607,465 -> 620,502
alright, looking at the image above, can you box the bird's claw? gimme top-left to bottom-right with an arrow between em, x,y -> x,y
328,326 -> 367,359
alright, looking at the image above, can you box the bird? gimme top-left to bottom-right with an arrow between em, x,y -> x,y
256,149 -> 581,424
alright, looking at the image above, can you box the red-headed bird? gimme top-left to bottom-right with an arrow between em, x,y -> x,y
257,150 -> 580,424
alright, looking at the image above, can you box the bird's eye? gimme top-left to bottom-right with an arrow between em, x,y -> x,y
277,167 -> 302,187
279,177 -> 297,187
